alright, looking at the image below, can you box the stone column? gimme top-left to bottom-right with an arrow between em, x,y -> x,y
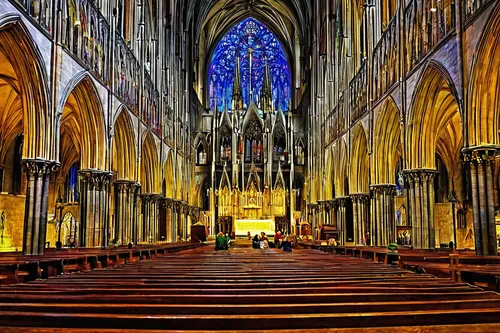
336,197 -> 350,245
157,197 -> 167,242
78,169 -> 113,248
181,203 -> 188,241
403,169 -> 437,249
165,198 -> 174,242
350,196 -> 359,244
463,146 -> 499,255
140,193 -> 160,244
22,159 -> 60,255
369,185 -> 396,246
113,180 -> 140,245
350,193 -> 370,244
173,200 -> 181,241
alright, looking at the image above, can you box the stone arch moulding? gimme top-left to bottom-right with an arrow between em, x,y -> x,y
406,61 -> 462,170
467,2 -> 500,146
0,14 -> 52,159
57,73 -> 107,170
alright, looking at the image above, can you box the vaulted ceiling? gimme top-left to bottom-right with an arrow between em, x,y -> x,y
182,0 -> 311,59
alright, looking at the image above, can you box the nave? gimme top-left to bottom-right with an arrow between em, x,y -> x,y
0,244 -> 500,332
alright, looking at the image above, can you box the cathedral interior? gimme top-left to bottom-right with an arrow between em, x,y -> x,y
1,0 -> 500,331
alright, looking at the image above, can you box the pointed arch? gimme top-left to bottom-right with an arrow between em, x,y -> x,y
176,157 -> 183,199
0,15 -> 50,159
59,74 -> 106,170
468,3 -> 500,146
163,150 -> 174,198
112,107 -> 137,180
242,103 -> 264,135
349,123 -> 370,193
140,132 -> 159,193
333,138 -> 349,197
407,62 -> 462,170
373,97 -> 402,184
325,149 -> 334,200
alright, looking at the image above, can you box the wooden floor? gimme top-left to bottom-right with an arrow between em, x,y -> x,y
1,243 -> 500,331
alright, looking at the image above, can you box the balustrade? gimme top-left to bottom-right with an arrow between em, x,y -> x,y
15,0 -> 52,32
14,0 -> 162,135
464,0 -> 495,22
349,59 -> 368,124
372,13 -> 399,103
143,72 -> 161,136
114,33 -> 139,113
338,95 -> 346,134
404,0 -> 456,73
61,0 -> 109,84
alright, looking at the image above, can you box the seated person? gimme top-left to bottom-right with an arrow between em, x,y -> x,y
282,234 -> 294,252
328,237 -> 337,247
274,231 -> 284,248
259,232 -> 268,249
215,232 -> 227,250
252,234 -> 260,249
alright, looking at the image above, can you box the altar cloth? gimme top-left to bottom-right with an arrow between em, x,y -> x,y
234,219 -> 275,237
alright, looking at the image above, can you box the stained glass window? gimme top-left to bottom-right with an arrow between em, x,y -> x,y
209,18 -> 291,111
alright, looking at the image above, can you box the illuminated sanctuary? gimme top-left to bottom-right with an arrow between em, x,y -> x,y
195,18 -> 302,237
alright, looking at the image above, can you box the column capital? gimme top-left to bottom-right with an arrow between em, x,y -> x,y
402,169 -> 437,183
114,180 -> 141,192
140,193 -> 161,202
350,192 -> 371,203
189,206 -> 200,222
370,184 -> 396,196
79,169 -> 113,190
462,145 -> 500,165
334,196 -> 350,207
307,203 -> 319,211
22,158 -> 60,176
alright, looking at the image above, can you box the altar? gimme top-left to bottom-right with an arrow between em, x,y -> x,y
234,219 -> 275,237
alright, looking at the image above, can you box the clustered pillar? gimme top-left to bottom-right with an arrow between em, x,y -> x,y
140,193 -> 160,244
78,169 -> 113,248
370,185 -> 396,246
350,193 -> 370,245
113,180 -> 141,245
22,159 -> 60,255
403,169 -> 437,249
463,146 -> 498,256
335,197 -> 349,245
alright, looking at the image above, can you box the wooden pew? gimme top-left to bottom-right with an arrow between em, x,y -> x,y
0,246 -> 499,331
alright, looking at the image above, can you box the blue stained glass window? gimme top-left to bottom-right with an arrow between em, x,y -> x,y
209,18 -> 291,111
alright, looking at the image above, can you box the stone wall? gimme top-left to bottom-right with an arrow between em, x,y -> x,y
0,194 -> 26,251
435,203 -> 452,247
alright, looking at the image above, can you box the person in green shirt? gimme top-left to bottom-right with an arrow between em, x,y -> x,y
215,232 -> 227,251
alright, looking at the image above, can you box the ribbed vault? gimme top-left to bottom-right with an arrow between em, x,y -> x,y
373,97 -> 402,184
407,64 -> 462,171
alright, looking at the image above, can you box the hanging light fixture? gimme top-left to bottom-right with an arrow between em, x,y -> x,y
430,0 -> 438,12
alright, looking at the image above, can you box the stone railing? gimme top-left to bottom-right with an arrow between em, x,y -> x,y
143,72 -> 161,136
349,59 -> 368,124
324,104 -> 340,146
15,0 -> 165,134
464,0 -> 496,22
338,95 -> 346,134
60,0 -> 110,84
404,0 -> 456,73
114,33 -> 139,113
14,0 -> 52,33
372,12 -> 399,103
